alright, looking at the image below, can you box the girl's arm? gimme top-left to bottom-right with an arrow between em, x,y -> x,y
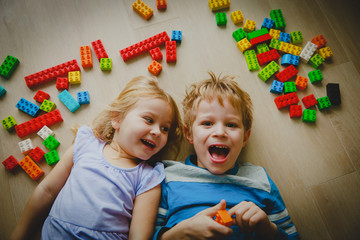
129,184 -> 161,240
11,145 -> 74,240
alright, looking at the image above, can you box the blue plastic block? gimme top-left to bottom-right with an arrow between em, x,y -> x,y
0,85 -> 6,97
171,30 -> 182,43
58,90 -> 80,112
281,54 -> 300,66
279,32 -> 290,43
16,98 -> 40,117
261,18 -> 274,29
270,80 -> 284,94
77,91 -> 90,104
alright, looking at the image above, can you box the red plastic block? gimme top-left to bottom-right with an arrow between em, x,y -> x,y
250,33 -> 272,46
15,109 -> 63,138
289,105 -> 302,118
275,65 -> 298,82
28,146 -> 45,163
19,156 -> 44,181
311,34 -> 327,49
91,39 -> 109,61
80,45 -> 93,68
2,155 -> 19,171
274,92 -> 299,109
157,0 -> 167,10
149,47 -> 163,61
257,49 -> 280,66
166,41 -> 177,63
119,31 -> 170,62
215,210 -> 232,227
302,94 -> 318,109
33,90 -> 50,103
56,77 -> 69,91
148,60 -> 162,76
24,60 -> 80,89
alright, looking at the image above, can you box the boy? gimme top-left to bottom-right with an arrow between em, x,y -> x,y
153,72 -> 300,240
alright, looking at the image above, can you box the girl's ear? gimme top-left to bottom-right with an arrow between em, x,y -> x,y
242,129 -> 251,147
184,126 -> 193,144
111,119 -> 120,130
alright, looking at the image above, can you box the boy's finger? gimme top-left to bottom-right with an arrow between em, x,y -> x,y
197,199 -> 227,217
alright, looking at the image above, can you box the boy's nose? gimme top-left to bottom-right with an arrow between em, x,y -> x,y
213,123 -> 226,137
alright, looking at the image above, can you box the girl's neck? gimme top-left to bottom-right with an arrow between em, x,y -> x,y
103,143 -> 141,168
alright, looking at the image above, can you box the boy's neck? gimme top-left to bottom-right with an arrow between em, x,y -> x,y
187,155 -> 239,175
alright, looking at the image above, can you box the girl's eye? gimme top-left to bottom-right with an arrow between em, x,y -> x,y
161,126 -> 169,132
201,121 -> 212,126
145,117 -> 153,124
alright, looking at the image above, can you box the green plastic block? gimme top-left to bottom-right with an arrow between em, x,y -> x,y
269,38 -> 281,50
100,58 -> 112,71
317,96 -> 332,110
290,31 -> 303,44
244,50 -> 260,71
302,109 -> 316,123
308,69 -> 323,84
40,99 -> 56,112
216,12 -> 227,26
284,82 -> 297,94
256,43 -> 269,54
309,53 -> 325,68
232,28 -> 247,42
270,9 -> 286,30
0,55 -> 19,79
43,135 -> 60,151
44,150 -> 60,166
1,115 -> 17,131
247,28 -> 269,40
258,61 -> 280,82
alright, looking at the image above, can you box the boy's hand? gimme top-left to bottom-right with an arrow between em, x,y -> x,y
228,201 -> 278,239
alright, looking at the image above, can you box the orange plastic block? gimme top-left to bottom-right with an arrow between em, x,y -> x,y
148,60 -> 162,76
80,46 -> 93,68
157,0 -> 167,10
311,34 -> 327,49
215,210 -> 232,227
133,0 -> 153,20
295,76 -> 308,90
19,156 -> 44,181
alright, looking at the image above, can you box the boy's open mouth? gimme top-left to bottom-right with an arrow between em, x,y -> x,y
208,145 -> 229,162
141,139 -> 156,149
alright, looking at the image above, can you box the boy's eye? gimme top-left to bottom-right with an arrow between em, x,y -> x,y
226,123 -> 238,128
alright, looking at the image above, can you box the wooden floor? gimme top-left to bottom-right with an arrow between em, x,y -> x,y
1,0 -> 360,239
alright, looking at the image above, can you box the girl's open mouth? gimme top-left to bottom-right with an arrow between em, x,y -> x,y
141,139 -> 156,150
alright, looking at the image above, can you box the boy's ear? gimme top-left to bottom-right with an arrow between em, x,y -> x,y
242,129 -> 251,147
184,126 -> 193,144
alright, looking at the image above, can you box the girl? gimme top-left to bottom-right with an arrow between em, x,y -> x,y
11,76 -> 183,240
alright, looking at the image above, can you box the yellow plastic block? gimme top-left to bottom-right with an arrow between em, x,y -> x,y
269,29 -> 280,39
318,47 -> 333,59
237,38 -> 252,53
68,71 -> 81,84
208,0 -> 230,11
279,42 -> 301,56
230,10 -> 244,24
244,19 -> 256,32
133,0 -> 153,20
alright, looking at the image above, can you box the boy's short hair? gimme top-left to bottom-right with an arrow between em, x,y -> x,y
182,72 -> 253,134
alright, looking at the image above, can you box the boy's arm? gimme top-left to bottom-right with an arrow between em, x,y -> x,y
129,185 -> 161,240
11,145 -> 74,240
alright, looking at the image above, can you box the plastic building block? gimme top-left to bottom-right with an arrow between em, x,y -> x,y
289,105 -> 302,118
2,155 -> 18,171
157,0 -> 167,10
247,29 -> 268,40
45,150 -> 60,166
215,12 -> 227,26
270,80 -> 284,94
311,34 -> 327,49
308,69 -> 323,84
262,18 -> 274,29
215,209 -> 232,227
300,41 -> 317,63
230,10 -> 244,24
302,109 -> 316,123
80,46 -> 93,68
15,109 -> 63,138
257,49 -> 280,66
19,156 -> 44,180
91,39 -> 109,61
166,41 -> 177,63
68,71 -> 81,84
237,38 -> 252,53
309,53 -> 325,68
274,92 -> 299,109
0,55 -> 19,79
120,31 -> 170,62
16,98 -> 40,117
258,61 -> 280,82
244,50 -> 260,71
256,43 -> 269,54
58,90 -> 80,113
269,29 -> 280,39
270,9 -> 286,30
317,96 -> 332,110
149,47 -> 163,61
281,54 -> 299,66
295,76 -> 308,90
208,0 -> 230,11
2,115 -> 17,131
326,83 -> 341,105
24,59 -> 80,89
28,146 -> 45,163
279,32 -> 290,43
250,34 -> 271,46
171,30 -> 182,43
319,47 -> 333,60
0,85 -> 6,97
37,125 -> 54,140
269,38 -> 281,50
232,28 -> 247,42
148,60 -> 162,76
284,82 -> 296,94
43,135 -> 60,151
133,0 -> 153,20
18,138 -> 34,155
77,91 -> 90,104
279,42 -> 302,56
56,77 -> 69,91
290,31 -> 303,44
100,58 -> 112,71
275,65 -> 298,83
33,90 -> 50,103
40,99 -> 56,113
244,19 -> 256,32
302,94 -> 318,109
